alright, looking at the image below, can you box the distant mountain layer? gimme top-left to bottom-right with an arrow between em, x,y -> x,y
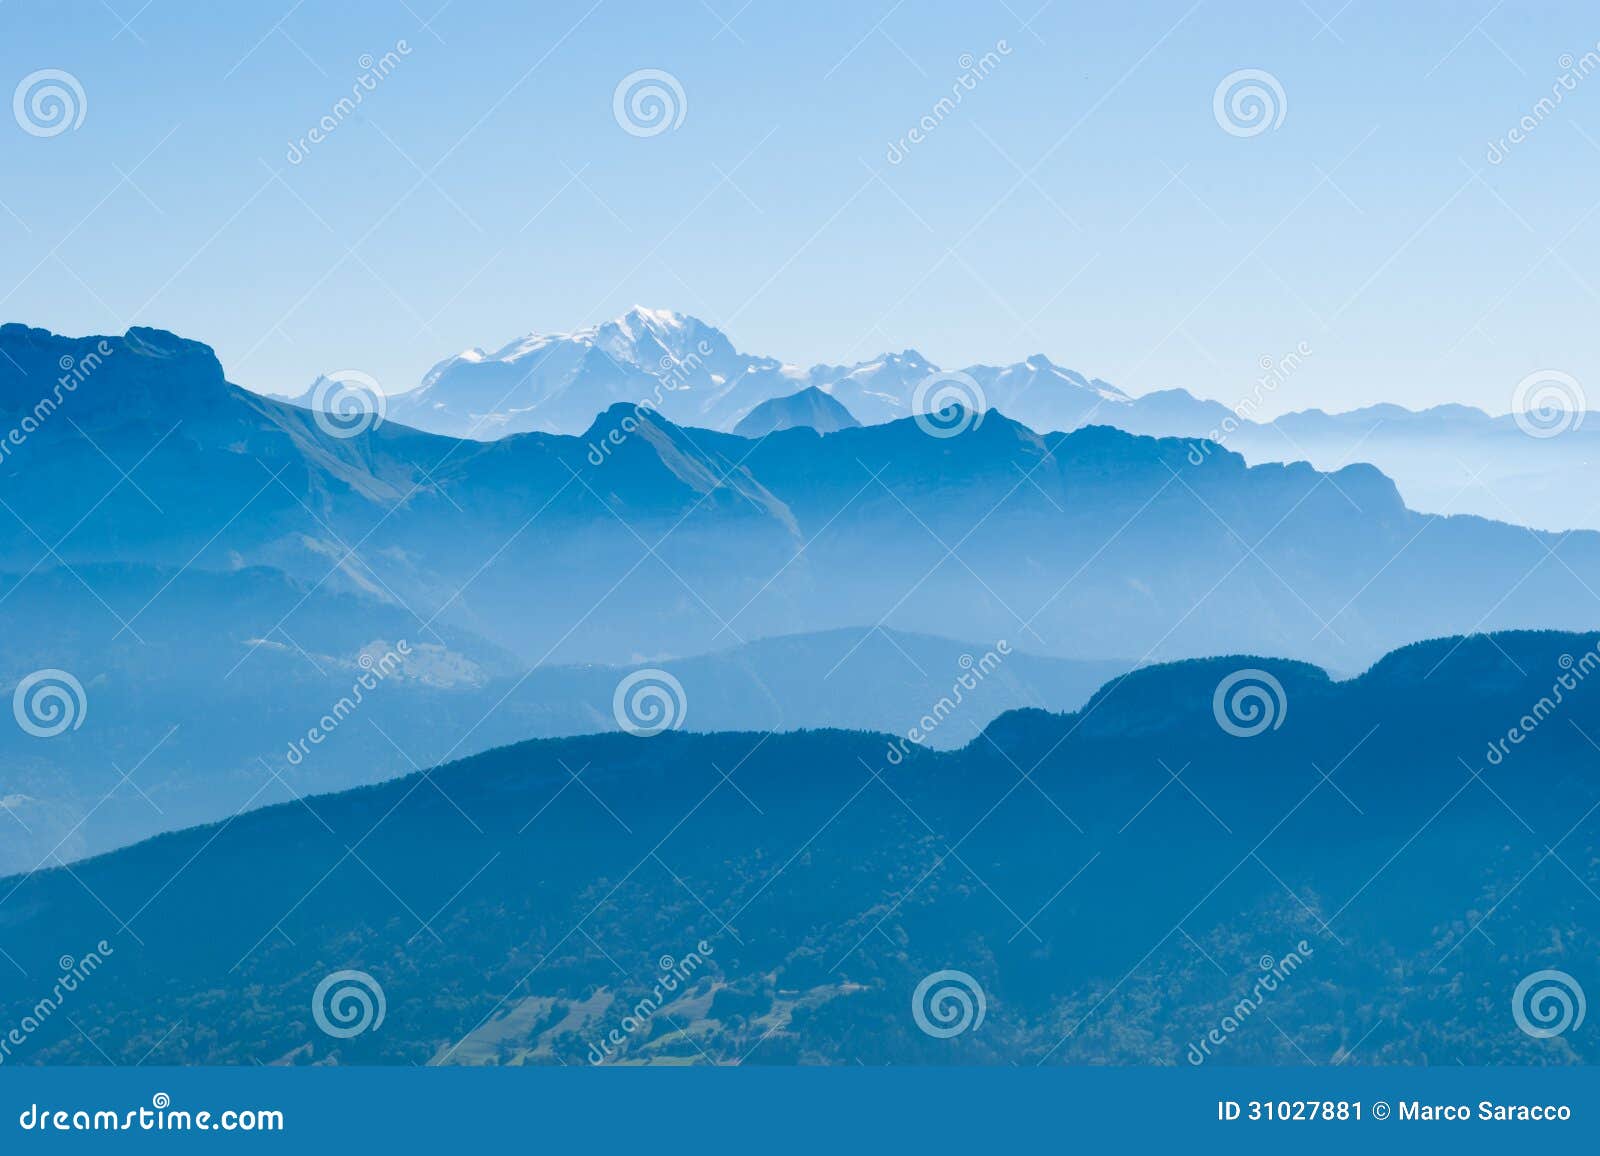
5,630 -> 1597,1066
5,323 -> 1600,679
7,321 -> 1600,879
733,386 -> 860,437
0,577 -> 1123,874
277,307 -> 1131,439
277,308 -> 1600,531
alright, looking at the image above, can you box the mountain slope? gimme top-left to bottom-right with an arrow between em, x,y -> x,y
0,585 -> 1124,874
4,630 -> 1596,1066
8,322 -> 1600,678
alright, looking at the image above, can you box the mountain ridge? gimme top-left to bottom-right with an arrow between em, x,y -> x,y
240,307 -> 1600,531
5,628 -> 1597,1066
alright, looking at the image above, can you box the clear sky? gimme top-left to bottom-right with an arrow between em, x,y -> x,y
2,0 -> 1598,417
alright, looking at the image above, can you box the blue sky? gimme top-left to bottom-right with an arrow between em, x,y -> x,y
2,0 -> 1597,417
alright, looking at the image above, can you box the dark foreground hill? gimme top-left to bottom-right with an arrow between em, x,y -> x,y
2,630 -> 1599,1066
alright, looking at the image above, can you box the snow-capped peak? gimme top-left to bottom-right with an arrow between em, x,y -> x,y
399,308 -> 1144,441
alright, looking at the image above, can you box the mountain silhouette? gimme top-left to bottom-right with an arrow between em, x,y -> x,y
732,386 -> 860,437
4,629 -> 1596,1066
264,310 -> 1600,531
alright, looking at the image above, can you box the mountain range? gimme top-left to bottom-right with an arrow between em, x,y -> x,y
7,319 -> 1600,874
11,321 -> 1596,675
4,630 -> 1595,1065
0,573 -> 1123,875
274,308 -> 1599,532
